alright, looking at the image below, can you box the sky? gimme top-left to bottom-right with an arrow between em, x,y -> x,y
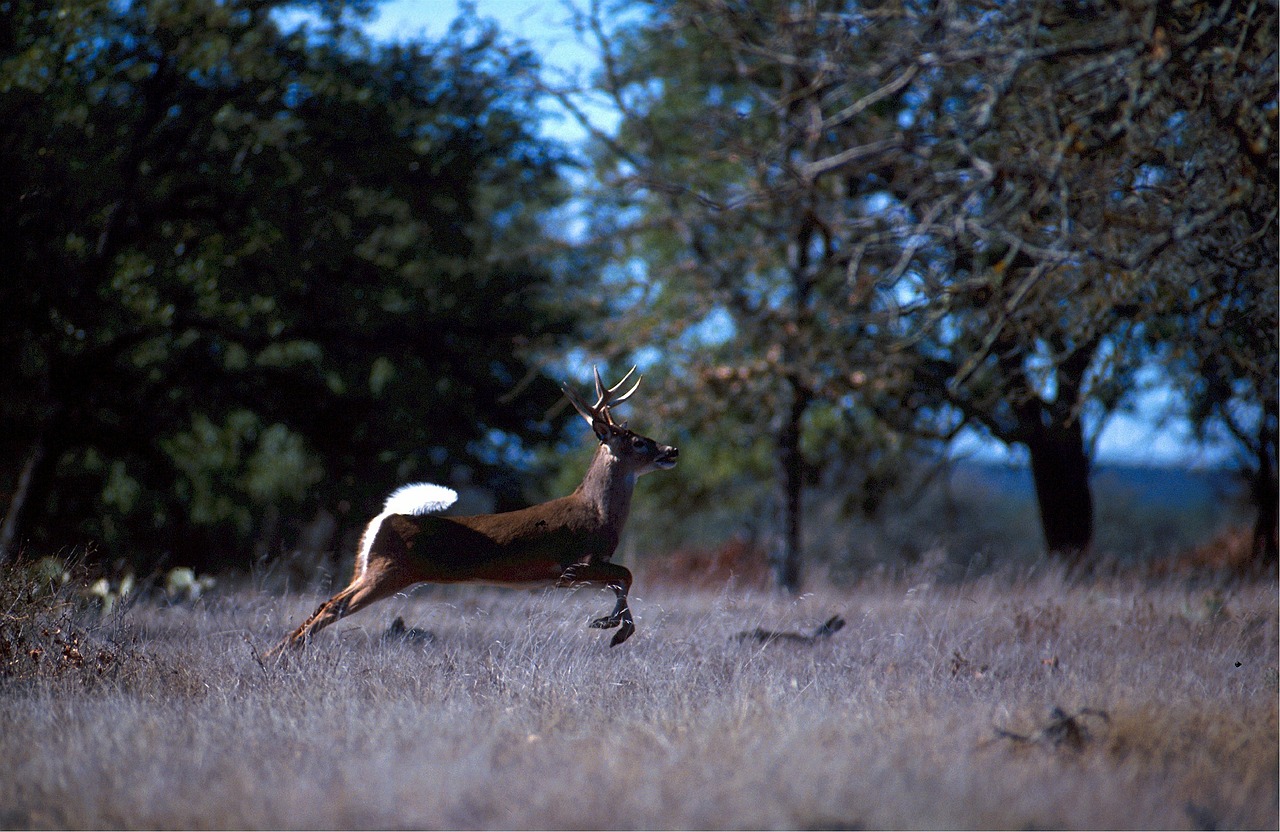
346,0 -> 1234,468
364,0 -> 580,47
362,0 -> 610,144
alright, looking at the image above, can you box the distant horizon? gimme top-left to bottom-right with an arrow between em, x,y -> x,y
950,449 -> 1242,472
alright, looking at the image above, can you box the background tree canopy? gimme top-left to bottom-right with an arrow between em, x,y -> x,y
0,0 -> 583,572
556,0 -> 1277,586
1,0 -> 1274,586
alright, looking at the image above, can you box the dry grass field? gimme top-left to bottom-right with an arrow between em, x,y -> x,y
0,563 -> 1275,830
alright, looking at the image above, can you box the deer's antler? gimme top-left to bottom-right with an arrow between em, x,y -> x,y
564,366 -> 642,429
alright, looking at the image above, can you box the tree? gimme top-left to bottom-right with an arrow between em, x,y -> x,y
563,0 -> 1276,582
887,0 -> 1278,565
0,0 -> 579,569
1137,0 -> 1279,565
1169,271 -> 1279,567
556,0 -> 929,590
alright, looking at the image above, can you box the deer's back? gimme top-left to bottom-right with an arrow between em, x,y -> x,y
377,497 -> 618,587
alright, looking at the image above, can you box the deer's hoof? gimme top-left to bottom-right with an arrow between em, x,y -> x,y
589,614 -> 621,630
609,620 -> 636,647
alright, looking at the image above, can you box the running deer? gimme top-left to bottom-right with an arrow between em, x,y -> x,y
268,368 -> 677,656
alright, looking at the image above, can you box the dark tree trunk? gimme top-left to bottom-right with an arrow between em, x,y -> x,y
772,383 -> 808,593
1251,478 -> 1278,568
0,436 -> 46,565
1024,416 -> 1094,564
1250,435 -> 1278,568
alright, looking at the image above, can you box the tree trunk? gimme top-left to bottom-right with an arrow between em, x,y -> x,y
1251,475 -> 1278,568
1024,417 -> 1094,565
0,436 -> 46,565
1249,430 -> 1278,568
772,383 -> 808,592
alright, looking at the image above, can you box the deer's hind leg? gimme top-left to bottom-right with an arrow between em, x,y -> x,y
267,567 -> 416,659
557,562 -> 636,647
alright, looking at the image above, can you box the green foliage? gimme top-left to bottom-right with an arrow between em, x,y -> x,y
163,411 -> 322,531
0,0 -> 582,569
628,409 -> 778,554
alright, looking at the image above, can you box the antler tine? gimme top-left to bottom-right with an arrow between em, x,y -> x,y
570,366 -> 643,430
591,366 -> 608,410
561,380 -> 598,428
605,365 -> 637,395
604,366 -> 642,407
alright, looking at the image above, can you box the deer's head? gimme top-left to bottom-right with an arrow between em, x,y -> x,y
563,367 -> 678,476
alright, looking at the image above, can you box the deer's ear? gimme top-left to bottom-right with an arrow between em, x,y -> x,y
595,419 -> 630,444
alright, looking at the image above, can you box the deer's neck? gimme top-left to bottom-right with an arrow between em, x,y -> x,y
575,443 -> 636,529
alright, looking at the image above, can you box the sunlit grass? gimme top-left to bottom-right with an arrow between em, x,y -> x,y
0,565 -> 1275,829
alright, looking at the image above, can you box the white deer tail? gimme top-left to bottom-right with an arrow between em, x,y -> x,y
382,482 -> 458,516
355,483 -> 458,578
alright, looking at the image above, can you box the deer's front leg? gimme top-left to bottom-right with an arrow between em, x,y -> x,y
557,562 -> 636,647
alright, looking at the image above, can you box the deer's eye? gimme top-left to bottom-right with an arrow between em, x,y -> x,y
632,436 -> 646,450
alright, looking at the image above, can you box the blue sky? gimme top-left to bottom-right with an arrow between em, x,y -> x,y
363,0 -> 608,143
365,1 -> 593,84
364,0 -> 580,49
351,1 -> 1231,468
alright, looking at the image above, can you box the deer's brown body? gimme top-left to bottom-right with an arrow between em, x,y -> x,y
269,368 -> 675,655
365,459 -> 638,587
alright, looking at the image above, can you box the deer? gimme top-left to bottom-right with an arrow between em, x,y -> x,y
267,367 -> 677,657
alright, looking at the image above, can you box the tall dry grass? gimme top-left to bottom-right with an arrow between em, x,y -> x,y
0,565 -> 1275,829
